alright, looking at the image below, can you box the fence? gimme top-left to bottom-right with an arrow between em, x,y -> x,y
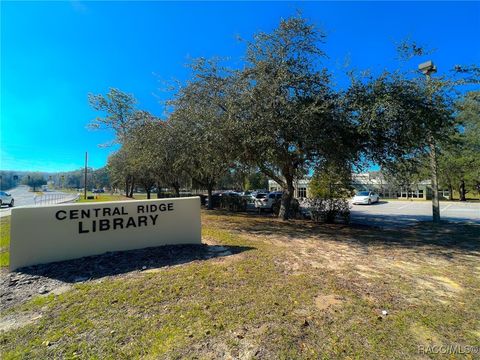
34,193 -> 79,206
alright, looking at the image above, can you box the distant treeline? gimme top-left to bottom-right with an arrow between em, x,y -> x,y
0,168 -> 110,191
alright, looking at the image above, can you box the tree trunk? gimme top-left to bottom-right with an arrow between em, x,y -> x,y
448,184 -> 454,201
146,188 -> 151,199
129,178 -> 135,198
207,185 -> 214,210
278,176 -> 294,221
460,180 -> 466,201
173,184 -> 180,197
156,182 -> 162,198
125,176 -> 130,197
242,174 -> 248,191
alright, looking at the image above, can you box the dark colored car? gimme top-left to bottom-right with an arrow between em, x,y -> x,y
204,192 -> 223,208
197,194 -> 207,206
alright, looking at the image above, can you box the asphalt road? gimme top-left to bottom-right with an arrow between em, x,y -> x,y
0,186 -> 77,218
1,185 -> 38,209
350,200 -> 480,228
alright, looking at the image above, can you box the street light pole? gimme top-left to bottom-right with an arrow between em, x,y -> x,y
84,152 -> 88,200
427,94 -> 441,223
419,60 -> 440,223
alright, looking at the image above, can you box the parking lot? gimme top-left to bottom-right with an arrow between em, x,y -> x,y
350,200 -> 480,228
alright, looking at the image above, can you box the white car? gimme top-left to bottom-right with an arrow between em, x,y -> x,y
0,191 -> 14,207
352,191 -> 379,205
254,191 -> 283,211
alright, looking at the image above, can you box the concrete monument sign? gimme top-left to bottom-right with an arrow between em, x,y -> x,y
9,197 -> 201,270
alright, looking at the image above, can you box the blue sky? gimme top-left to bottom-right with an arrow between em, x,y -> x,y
1,1 -> 479,172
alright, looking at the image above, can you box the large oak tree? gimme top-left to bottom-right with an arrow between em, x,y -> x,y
233,16 -> 356,219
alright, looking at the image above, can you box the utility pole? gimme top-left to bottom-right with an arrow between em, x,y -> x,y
84,152 -> 88,200
419,60 -> 440,223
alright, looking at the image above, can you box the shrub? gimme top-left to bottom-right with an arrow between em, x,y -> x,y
272,198 -> 301,218
303,198 -> 350,224
308,163 -> 354,199
220,194 -> 247,212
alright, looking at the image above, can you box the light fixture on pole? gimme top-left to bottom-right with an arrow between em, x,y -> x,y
418,60 -> 437,76
84,152 -> 88,200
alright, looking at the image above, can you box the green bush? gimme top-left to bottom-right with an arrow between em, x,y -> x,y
272,197 -> 301,218
305,162 -> 352,223
308,164 -> 353,200
303,198 -> 350,224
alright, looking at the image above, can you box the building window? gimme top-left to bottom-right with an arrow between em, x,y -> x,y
418,190 -> 424,198
297,187 -> 307,198
439,189 -> 450,199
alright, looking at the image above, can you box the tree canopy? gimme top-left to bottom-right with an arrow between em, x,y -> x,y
89,15 -> 479,221
21,173 -> 46,192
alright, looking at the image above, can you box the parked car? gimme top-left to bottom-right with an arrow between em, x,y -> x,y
239,191 -> 253,197
352,191 -> 379,205
254,191 -> 283,211
243,192 -> 256,202
253,192 -> 267,201
0,191 -> 14,207
220,192 -> 248,211
204,192 -> 223,208
197,194 -> 208,206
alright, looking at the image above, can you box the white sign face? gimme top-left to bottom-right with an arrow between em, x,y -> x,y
9,197 -> 201,270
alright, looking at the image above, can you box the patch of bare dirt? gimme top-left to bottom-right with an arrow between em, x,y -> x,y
0,312 -> 42,332
415,278 -> 457,304
410,323 -> 442,346
0,271 -> 73,312
181,323 -> 273,360
431,276 -> 463,293
355,264 -> 382,279
314,294 -> 346,311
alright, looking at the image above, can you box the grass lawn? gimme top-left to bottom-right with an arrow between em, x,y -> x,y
0,216 -> 10,267
76,193 -> 149,203
0,212 -> 479,359
76,193 -> 130,203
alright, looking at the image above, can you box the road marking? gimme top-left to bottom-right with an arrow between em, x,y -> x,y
397,204 -> 410,210
441,204 -> 452,212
